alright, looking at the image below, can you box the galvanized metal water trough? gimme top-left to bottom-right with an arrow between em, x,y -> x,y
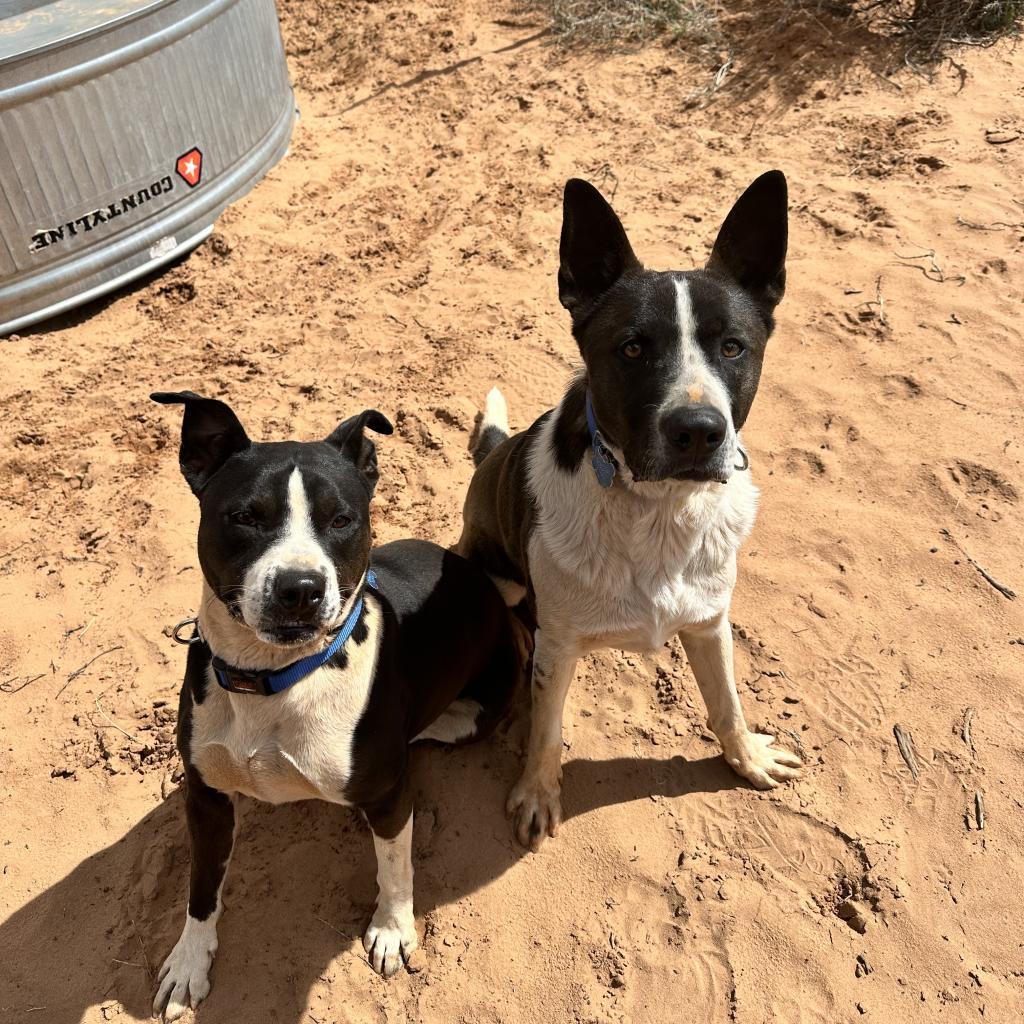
0,0 -> 296,335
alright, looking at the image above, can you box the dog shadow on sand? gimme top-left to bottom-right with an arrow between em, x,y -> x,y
2,733 -> 742,1023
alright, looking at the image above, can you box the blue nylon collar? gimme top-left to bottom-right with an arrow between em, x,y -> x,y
585,391 -> 752,487
585,391 -> 618,488
213,569 -> 378,696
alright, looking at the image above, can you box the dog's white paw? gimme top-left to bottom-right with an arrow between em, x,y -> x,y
722,730 -> 802,789
153,916 -> 218,1021
363,906 -> 418,978
506,769 -> 562,850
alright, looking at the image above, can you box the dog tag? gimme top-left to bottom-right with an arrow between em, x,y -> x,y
592,446 -> 616,488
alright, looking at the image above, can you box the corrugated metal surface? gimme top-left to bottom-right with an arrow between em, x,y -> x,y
0,0 -> 295,334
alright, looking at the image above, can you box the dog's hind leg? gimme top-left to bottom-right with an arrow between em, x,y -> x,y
413,699 -> 486,743
361,782 -> 418,978
413,621 -> 521,745
153,768 -> 236,1022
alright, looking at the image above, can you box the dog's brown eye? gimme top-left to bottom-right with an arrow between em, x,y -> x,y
231,511 -> 256,527
722,340 -> 744,359
619,339 -> 643,360
332,514 -> 352,530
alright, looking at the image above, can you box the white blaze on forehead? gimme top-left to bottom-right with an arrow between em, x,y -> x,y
675,276 -> 699,353
669,277 -> 732,424
279,467 -> 321,567
239,467 -> 341,632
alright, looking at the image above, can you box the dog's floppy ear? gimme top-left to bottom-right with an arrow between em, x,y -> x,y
706,170 -> 788,315
558,178 -> 641,321
150,391 -> 251,495
325,409 -> 393,493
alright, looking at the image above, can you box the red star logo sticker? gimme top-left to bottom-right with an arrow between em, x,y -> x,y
175,147 -> 203,188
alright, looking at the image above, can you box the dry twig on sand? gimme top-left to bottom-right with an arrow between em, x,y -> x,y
956,215 -> 1024,231
129,917 -> 155,979
893,247 -> 965,285
0,672 -> 46,695
940,529 -> 1017,600
893,723 -> 920,778
857,275 -> 888,326
55,645 -> 124,697
961,706 -> 976,753
92,696 -> 141,745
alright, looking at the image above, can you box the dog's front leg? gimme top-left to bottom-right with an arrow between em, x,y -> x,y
679,614 -> 802,789
507,629 -> 579,850
154,769 -> 236,1022
362,781 -> 417,977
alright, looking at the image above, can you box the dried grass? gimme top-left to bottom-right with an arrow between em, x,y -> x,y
521,0 -> 724,50
525,0 -> 1021,63
801,0 -> 1023,62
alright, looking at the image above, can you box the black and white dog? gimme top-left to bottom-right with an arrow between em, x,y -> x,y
150,392 -> 518,1021
456,172 -> 801,850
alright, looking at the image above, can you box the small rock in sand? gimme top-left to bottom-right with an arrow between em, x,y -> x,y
838,898 -> 869,934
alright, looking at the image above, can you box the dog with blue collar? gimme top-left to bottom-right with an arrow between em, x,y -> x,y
207,568 -> 379,695
150,391 -> 519,1022
457,173 -> 801,852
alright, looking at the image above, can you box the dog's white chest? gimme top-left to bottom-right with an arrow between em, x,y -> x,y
530,517 -> 738,652
528,434 -> 758,652
190,606 -> 381,804
590,549 -> 731,652
191,666 -> 367,804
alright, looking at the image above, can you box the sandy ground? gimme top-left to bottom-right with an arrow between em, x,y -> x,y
2,2 -> 1023,1022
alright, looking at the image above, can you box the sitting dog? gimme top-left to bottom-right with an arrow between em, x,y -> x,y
456,172 -> 801,850
151,392 -> 518,1021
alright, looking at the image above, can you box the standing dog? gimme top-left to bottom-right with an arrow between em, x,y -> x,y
151,392 -> 517,1021
456,172 -> 801,850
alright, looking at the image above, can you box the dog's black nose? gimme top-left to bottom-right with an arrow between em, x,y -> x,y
662,406 -> 728,458
274,571 -> 326,614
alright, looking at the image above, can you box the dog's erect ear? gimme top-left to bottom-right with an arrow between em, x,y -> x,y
325,409 -> 393,492
558,178 -> 641,320
150,391 -> 251,495
706,170 -> 788,314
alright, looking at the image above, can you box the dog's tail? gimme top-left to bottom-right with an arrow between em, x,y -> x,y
472,387 -> 510,467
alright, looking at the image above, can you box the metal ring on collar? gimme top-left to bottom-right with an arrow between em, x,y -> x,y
172,617 -> 201,645
734,448 -> 749,472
